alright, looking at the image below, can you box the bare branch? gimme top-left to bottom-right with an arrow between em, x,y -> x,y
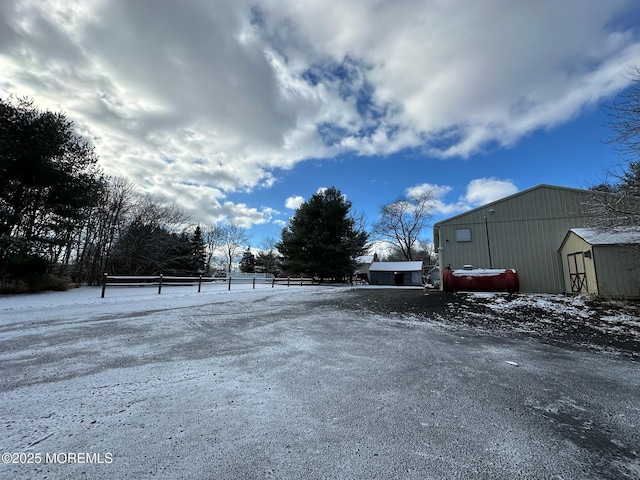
373,192 -> 435,261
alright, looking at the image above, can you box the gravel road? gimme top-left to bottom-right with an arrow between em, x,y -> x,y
1,286 -> 638,479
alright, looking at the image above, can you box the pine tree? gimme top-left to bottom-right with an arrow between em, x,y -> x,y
255,250 -> 279,275
0,96 -> 103,289
239,247 -> 256,273
276,187 -> 368,281
191,225 -> 207,274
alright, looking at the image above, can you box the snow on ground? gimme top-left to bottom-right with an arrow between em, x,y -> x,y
450,291 -> 640,353
0,282 -> 309,313
469,292 -> 594,319
2,286 -> 638,346
1,285 -> 639,479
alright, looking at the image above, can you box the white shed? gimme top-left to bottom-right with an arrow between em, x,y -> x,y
368,261 -> 424,286
559,227 -> 640,298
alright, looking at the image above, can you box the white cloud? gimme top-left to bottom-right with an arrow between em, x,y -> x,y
462,178 -> 519,206
408,178 -> 518,216
406,183 -> 452,199
257,0 -> 639,158
404,182 -> 464,215
0,0 -> 637,227
285,195 -> 305,210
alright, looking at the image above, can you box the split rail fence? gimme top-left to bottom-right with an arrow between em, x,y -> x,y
101,274 -> 317,298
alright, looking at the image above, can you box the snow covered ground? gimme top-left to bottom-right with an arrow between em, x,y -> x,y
0,281 -> 296,314
455,291 -> 640,353
1,285 -> 639,479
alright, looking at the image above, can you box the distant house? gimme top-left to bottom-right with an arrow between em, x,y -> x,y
433,185 -> 599,294
368,261 -> 424,286
559,227 -> 640,298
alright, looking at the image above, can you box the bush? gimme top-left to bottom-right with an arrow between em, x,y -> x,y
0,275 -> 70,294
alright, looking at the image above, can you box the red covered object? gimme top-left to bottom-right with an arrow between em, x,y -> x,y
442,268 -> 519,293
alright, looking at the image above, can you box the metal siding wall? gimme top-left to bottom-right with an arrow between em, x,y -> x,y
370,271 -> 393,285
369,271 -> 423,286
436,187 -> 595,293
594,246 -> 640,298
409,271 -> 423,285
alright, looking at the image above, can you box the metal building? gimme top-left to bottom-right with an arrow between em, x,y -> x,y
559,227 -> 640,298
368,261 -> 424,286
433,185 -> 598,294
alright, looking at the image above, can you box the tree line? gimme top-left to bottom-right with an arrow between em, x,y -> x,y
0,97 -> 373,291
0,96 -> 432,292
0,97 -> 278,291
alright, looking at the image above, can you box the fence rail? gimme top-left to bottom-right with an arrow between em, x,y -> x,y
101,274 -> 317,297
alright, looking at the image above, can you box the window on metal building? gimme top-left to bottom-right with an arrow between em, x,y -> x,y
455,228 -> 471,242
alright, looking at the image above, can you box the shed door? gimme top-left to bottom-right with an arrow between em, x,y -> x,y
567,252 -> 588,293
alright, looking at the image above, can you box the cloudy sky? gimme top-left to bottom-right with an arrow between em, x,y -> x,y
2,0 -> 640,246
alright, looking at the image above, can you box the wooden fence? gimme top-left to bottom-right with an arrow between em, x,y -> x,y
101,274 -> 317,298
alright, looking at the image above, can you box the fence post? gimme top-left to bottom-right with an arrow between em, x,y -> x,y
158,274 -> 163,294
198,275 -> 202,293
287,276 -> 290,287
253,277 -> 256,289
101,273 -> 108,298
228,276 -> 232,291
272,277 -> 275,288
300,276 -> 303,286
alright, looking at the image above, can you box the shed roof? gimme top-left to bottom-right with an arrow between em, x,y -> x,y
369,261 -> 423,272
568,227 -> 640,246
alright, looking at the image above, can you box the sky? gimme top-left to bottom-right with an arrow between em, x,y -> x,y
2,0 -> 640,249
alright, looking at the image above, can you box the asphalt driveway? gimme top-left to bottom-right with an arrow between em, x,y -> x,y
1,286 -> 638,479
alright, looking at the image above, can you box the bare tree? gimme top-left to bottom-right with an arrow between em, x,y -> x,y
605,66 -> 640,163
203,224 -> 225,273
220,223 -> 250,273
105,192 -> 192,275
74,176 -> 135,283
131,193 -> 191,227
260,236 -> 278,252
587,66 -> 640,229
373,191 -> 435,261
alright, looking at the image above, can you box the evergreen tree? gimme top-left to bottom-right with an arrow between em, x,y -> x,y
108,222 -> 194,275
239,247 -> 256,273
191,225 -> 207,274
108,221 -> 163,275
164,230 -> 194,276
276,187 -> 368,281
255,250 -> 279,275
0,96 -> 103,289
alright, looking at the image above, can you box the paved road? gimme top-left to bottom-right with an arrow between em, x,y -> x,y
1,287 -> 638,479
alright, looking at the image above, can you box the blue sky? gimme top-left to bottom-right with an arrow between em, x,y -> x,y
232,101 -> 622,245
1,0 -> 639,249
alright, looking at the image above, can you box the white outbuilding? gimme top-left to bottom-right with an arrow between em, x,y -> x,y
368,261 -> 424,286
559,227 -> 640,299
